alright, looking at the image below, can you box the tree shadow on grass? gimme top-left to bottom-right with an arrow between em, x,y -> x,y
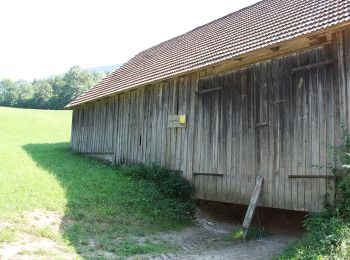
23,142 -> 190,257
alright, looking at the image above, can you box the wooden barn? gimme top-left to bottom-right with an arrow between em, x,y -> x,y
66,0 -> 350,212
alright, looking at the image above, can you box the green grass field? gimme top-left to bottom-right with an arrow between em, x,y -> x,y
0,107 -> 191,258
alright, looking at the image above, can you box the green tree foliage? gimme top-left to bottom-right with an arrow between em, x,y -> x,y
0,66 -> 106,109
16,80 -> 34,107
32,80 -> 53,108
0,79 -> 19,106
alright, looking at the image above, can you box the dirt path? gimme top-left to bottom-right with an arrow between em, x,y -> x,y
0,209 -> 298,259
131,215 -> 296,260
0,210 -> 77,259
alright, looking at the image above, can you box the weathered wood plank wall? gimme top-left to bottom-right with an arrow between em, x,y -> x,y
71,29 -> 350,212
71,74 -> 198,181
193,43 -> 337,212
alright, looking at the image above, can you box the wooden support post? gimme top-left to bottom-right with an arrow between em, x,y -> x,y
242,176 -> 263,239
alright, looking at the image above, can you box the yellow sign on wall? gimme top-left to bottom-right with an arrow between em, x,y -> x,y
168,115 -> 186,128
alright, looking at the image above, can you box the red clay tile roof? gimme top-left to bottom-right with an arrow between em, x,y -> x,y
66,0 -> 350,108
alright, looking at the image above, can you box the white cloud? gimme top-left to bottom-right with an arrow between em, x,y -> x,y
0,0 -> 260,80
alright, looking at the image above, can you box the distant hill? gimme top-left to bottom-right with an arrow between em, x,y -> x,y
85,64 -> 122,74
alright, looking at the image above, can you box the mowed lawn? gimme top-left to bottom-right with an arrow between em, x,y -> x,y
0,107 -> 190,258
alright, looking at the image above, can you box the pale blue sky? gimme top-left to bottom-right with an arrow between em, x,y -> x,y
0,0 -> 260,81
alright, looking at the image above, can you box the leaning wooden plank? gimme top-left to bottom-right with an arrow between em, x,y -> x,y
242,176 -> 264,240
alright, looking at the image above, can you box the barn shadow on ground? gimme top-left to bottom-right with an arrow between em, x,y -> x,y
22,142 -> 117,256
22,142 -> 193,257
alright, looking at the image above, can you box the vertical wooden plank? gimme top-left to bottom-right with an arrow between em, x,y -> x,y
79,107 -> 82,152
124,93 -> 130,164
171,79 -> 178,170
70,109 -> 76,149
165,82 -> 172,169
116,95 -> 123,163
325,44 -> 336,206
131,90 -> 137,163
218,73 -> 228,201
303,50 -> 314,212
193,76 -> 202,196
158,83 -> 165,166
72,108 -> 76,150
180,76 -> 189,179
119,94 -> 125,163
84,104 -> 89,153
155,84 -> 162,164
292,52 -> 302,211
134,90 -> 140,163
271,58 -> 280,208
267,60 -> 275,208
335,31 -> 348,129
149,86 -> 156,164
282,54 -> 292,210
113,96 -> 119,163
213,76 -> 220,200
203,80 -> 210,199
162,83 -> 169,167
233,70 -> 243,204
317,46 -> 328,211
186,74 -> 197,182
123,94 -> 129,163
241,69 -> 249,204
145,86 -> 152,164
333,33 -> 343,147
196,78 -> 203,198
248,66 -> 257,204
175,79 -> 183,170
257,61 -> 269,207
286,53 -> 296,209
89,103 -> 94,153
225,72 -> 234,202
290,52 -> 300,211
310,50 -> 320,212
345,29 -> 350,131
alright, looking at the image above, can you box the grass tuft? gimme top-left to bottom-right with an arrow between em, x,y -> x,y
32,226 -> 59,241
0,227 -> 16,243
279,213 -> 350,259
224,226 -> 269,241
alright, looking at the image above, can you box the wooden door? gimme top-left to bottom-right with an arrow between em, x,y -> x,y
193,76 -> 222,200
288,49 -> 336,212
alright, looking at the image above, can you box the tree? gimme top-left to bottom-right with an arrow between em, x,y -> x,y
0,65 -> 107,110
61,66 -> 94,102
32,79 -> 53,108
16,80 -> 33,107
0,79 -> 19,106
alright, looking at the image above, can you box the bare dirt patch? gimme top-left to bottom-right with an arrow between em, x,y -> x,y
1,204 -> 301,259
0,210 -> 78,259
26,210 -> 63,233
130,209 -> 298,259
